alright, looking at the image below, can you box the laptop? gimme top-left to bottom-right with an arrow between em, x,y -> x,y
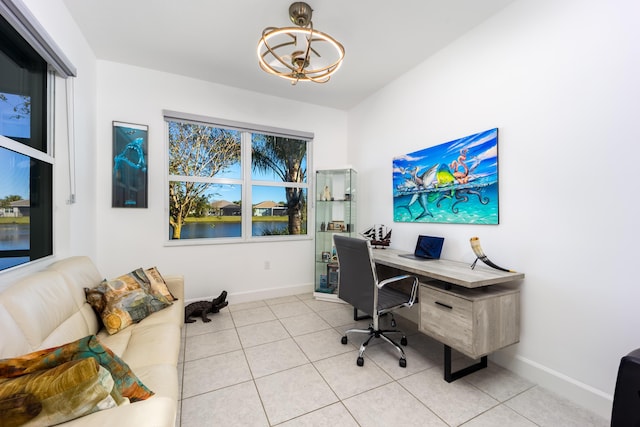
398,235 -> 445,260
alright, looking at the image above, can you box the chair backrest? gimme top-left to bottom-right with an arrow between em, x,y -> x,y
334,235 -> 378,316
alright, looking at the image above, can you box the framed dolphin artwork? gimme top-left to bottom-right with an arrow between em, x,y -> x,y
392,128 -> 499,224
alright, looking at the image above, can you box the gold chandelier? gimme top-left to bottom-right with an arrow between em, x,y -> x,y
257,2 -> 345,85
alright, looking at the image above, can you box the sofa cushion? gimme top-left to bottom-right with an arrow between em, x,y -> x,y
122,323 -> 181,370
0,271 -> 90,352
0,357 -> 121,427
0,335 -> 153,402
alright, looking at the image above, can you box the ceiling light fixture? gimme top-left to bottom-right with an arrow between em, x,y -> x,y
257,2 -> 345,85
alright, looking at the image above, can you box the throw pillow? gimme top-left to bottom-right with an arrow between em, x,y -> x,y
125,268 -> 173,309
84,287 -> 106,330
0,393 -> 41,427
0,358 -> 119,426
144,266 -> 176,301
0,335 -> 153,402
86,268 -> 172,334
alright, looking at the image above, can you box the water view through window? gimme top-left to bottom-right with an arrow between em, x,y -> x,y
0,146 -> 30,270
167,119 -> 308,241
1,13 -> 53,271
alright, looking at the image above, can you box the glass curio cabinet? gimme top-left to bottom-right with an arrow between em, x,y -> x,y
314,169 -> 357,301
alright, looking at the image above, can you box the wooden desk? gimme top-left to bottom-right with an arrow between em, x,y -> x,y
372,248 -> 524,287
372,248 -> 524,382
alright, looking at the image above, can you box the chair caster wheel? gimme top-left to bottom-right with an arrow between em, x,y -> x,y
341,336 -> 348,345
399,358 -> 407,368
401,337 -> 408,346
357,357 -> 364,367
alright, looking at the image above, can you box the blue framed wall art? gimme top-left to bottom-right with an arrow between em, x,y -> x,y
112,121 -> 148,208
392,128 -> 499,224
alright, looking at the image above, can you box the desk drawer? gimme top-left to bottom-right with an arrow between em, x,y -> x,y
420,287 -> 473,354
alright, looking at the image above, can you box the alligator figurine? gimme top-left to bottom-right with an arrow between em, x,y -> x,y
184,290 -> 228,323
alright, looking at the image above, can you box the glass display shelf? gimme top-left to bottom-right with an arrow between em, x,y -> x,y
314,169 -> 357,302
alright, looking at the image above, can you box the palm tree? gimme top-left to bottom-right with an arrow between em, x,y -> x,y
251,135 -> 307,235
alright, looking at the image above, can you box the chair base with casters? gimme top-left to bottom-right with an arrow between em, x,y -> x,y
341,306 -> 409,368
333,235 -> 419,369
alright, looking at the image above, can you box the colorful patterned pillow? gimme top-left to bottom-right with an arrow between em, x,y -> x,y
0,393 -> 41,427
144,266 -> 176,301
0,357 -> 120,426
0,335 -> 153,402
86,268 -> 172,334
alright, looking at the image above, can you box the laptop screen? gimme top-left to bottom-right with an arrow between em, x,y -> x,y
414,235 -> 445,259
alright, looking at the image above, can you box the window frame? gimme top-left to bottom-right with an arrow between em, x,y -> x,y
1,0 -> 76,273
0,6 -> 57,272
163,110 -> 313,245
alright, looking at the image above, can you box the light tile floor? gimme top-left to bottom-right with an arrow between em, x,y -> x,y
176,293 -> 608,427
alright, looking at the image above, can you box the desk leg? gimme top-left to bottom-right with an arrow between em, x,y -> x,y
444,345 -> 488,382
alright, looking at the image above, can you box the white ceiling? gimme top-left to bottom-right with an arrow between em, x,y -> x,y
61,0 -> 515,110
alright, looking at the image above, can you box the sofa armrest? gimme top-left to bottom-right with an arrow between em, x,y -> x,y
163,275 -> 184,302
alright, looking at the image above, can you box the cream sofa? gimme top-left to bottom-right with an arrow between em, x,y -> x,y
0,256 -> 184,427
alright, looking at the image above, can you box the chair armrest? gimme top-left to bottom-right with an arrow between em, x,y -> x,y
378,274 -> 419,306
377,274 -> 414,288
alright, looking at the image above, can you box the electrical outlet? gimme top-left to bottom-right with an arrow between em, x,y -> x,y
264,261 -> 271,270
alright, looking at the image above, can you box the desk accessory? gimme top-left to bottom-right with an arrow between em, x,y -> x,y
360,224 -> 392,248
469,236 -> 515,272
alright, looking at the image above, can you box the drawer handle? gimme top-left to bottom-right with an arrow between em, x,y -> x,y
435,301 -> 453,310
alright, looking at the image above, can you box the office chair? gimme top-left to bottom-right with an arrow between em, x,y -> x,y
611,347 -> 640,426
334,235 -> 419,368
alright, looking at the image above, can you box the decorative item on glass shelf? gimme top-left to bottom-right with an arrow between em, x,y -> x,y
320,185 -> 332,201
327,262 -> 339,288
333,221 -> 345,231
361,224 -> 392,248
319,274 -> 328,289
321,251 -> 331,262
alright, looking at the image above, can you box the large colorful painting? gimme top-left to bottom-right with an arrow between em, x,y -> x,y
112,121 -> 148,208
393,128 -> 499,224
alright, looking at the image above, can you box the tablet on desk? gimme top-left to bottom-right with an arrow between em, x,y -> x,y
398,235 -> 444,261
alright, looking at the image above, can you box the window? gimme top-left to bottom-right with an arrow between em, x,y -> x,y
0,12 -> 52,271
165,111 -> 312,243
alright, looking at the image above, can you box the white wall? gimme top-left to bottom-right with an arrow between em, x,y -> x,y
0,0 -> 97,289
348,0 -> 639,418
95,61 -> 348,302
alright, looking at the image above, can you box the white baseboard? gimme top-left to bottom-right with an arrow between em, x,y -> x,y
184,283 -> 315,305
490,350 -> 613,421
